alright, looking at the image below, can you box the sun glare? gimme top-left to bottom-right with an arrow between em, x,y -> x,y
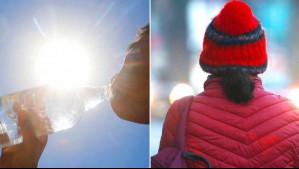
36,39 -> 91,88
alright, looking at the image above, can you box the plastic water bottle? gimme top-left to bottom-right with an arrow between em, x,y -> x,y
0,85 -> 112,148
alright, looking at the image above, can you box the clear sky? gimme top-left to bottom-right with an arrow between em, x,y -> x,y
0,0 -> 149,167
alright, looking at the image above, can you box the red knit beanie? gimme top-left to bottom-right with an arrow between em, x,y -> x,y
200,0 -> 267,75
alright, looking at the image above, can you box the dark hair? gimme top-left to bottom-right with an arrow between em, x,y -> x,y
128,24 -> 149,51
218,70 -> 255,103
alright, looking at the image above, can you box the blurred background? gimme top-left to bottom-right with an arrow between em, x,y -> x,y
151,0 -> 299,155
0,0 -> 149,167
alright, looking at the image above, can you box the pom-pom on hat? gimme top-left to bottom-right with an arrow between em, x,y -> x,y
199,0 -> 267,75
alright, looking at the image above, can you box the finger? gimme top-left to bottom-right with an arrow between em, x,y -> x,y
36,135 -> 48,153
0,133 -> 10,147
17,107 -> 37,144
38,135 -> 48,145
0,147 -> 15,167
12,101 -> 22,114
1,146 -> 16,157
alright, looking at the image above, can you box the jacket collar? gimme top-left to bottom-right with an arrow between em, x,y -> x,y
204,75 -> 264,91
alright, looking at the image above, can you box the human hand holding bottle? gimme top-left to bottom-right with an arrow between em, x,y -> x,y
0,103 -> 47,168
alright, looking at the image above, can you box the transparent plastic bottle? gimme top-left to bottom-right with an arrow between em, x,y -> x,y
0,85 -> 112,148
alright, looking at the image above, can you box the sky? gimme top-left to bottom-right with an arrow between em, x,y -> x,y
0,0 -> 149,167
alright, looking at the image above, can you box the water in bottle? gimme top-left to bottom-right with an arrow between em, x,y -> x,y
0,85 -> 112,148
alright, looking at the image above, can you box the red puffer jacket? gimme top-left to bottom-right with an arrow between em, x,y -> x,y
159,76 -> 299,168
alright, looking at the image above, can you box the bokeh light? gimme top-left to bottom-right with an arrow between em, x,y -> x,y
286,88 -> 299,108
169,83 -> 194,104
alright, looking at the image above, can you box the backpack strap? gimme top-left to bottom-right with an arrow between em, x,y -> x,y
175,96 -> 212,168
174,96 -> 194,149
182,152 -> 212,168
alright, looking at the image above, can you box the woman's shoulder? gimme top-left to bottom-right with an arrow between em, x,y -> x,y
256,89 -> 292,102
252,88 -> 299,112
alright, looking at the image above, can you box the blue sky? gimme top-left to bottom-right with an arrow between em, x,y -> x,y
0,0 -> 149,167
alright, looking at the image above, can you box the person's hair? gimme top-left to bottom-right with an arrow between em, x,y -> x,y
217,70 -> 255,103
128,24 -> 149,51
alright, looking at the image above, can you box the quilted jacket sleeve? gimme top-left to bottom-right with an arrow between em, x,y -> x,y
158,100 -> 180,151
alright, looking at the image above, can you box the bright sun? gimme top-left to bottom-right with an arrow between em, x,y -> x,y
35,39 -> 91,88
